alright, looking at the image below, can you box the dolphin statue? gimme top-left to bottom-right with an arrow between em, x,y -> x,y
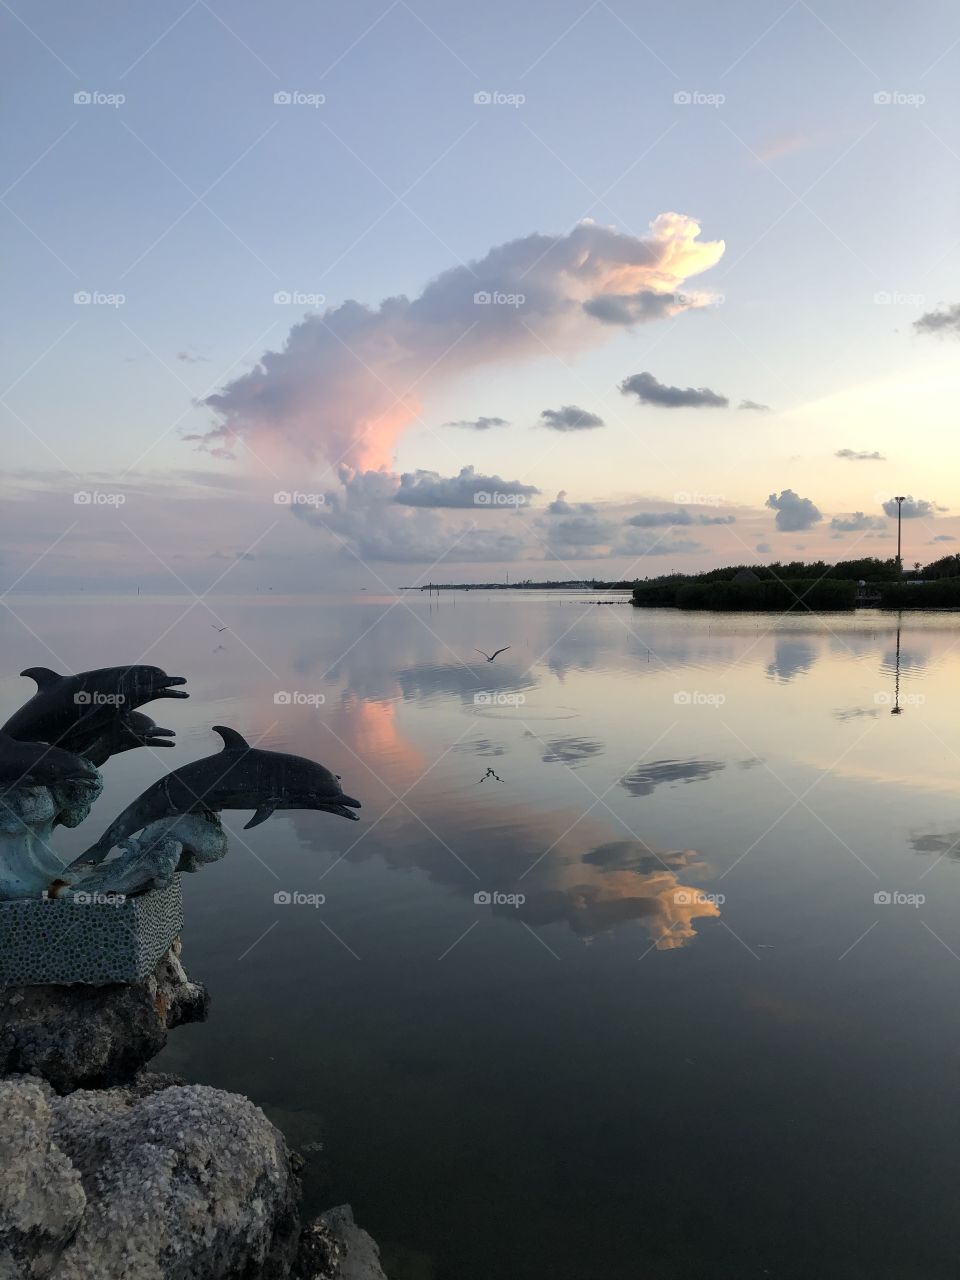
73,725 -> 361,865
0,730 -> 101,793
2,664 -> 188,757
83,710 -> 176,767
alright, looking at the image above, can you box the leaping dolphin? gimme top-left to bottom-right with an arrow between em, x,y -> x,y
0,730 -> 101,793
2,664 -> 188,756
72,725 -> 361,866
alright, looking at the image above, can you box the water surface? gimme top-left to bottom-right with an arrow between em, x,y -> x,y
5,593 -> 960,1279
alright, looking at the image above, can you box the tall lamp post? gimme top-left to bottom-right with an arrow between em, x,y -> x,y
894,495 -> 906,575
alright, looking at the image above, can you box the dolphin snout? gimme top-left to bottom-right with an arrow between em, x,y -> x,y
318,793 -> 361,821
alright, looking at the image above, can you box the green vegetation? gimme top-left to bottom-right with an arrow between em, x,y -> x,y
628,554 -> 960,611
634,576 -> 857,611
877,578 -> 960,608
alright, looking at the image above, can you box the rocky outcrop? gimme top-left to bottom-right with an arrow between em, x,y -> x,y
293,1207 -> 387,1280
0,943 -> 208,1094
0,1076 -> 299,1279
0,939 -> 388,1280
0,1076 -> 388,1280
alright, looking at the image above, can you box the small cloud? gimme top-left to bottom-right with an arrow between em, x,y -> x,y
766,489 -> 822,532
583,289 -> 685,326
176,350 -> 208,364
445,416 -> 509,431
619,371 -> 728,409
914,304 -> 960,335
539,405 -> 605,432
394,465 -> 539,508
756,542 -> 771,553
881,496 -> 937,519
835,448 -> 886,461
546,490 -> 596,516
830,512 -> 887,533
625,509 -> 735,528
931,534 -> 956,543
738,399 -> 770,412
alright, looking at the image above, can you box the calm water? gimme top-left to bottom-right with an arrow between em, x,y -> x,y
5,593 -> 960,1279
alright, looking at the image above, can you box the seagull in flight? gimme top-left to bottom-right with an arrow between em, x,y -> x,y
474,646 -> 510,662
211,624 -> 228,633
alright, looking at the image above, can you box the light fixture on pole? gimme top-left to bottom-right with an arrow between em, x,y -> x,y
894,496 -> 906,572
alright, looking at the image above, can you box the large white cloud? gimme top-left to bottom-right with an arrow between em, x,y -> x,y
196,215 -> 724,469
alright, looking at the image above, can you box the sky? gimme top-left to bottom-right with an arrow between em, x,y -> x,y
3,0 -> 960,592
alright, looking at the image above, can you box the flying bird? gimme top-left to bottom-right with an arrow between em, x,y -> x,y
474,646 -> 510,662
211,624 -> 227,633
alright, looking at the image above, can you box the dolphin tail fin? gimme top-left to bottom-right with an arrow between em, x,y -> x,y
212,726 -> 249,750
20,667 -> 60,689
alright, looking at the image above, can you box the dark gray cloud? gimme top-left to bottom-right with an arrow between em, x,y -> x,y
619,371 -> 728,409
615,528 -> 705,557
881,496 -> 937,519
294,468 -> 531,563
620,758 -> 724,797
766,489 -> 822,532
394,466 -> 538,508
541,736 -> 605,766
546,514 -> 618,547
931,534 -> 956,543
546,490 -> 597,516
539,405 -> 605,432
914,304 -> 960,335
738,399 -> 770,412
583,289 -> 681,326
625,509 -> 735,528
835,448 -> 886,461
445,416 -> 509,431
830,512 -> 887,532
911,832 -> 960,859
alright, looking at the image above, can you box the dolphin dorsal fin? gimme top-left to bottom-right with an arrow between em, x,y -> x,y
21,667 -> 60,689
212,725 -> 249,751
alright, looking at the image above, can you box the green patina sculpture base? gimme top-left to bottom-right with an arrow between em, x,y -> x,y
0,877 -> 183,986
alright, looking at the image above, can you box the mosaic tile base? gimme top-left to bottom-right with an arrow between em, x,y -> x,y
0,877 -> 183,986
